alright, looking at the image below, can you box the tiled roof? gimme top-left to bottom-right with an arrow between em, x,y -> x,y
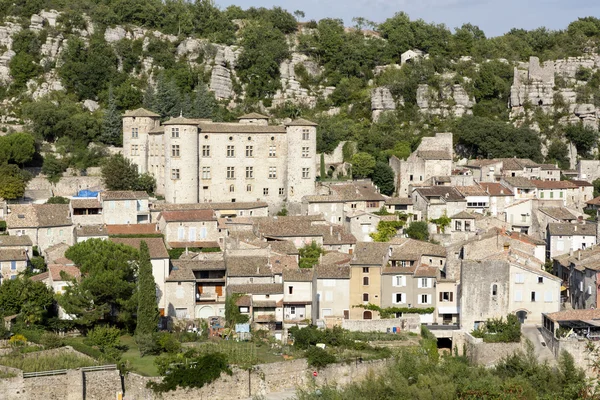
48,265 -> 81,281
239,112 -> 269,119
0,248 -> 27,261
315,264 -> 351,279
148,126 -> 165,134
226,256 -> 272,277
285,118 -> 318,126
537,164 -> 560,170
71,199 -> 101,209
227,283 -> 283,295
499,158 -> 537,170
76,224 -> 108,237
545,308 -> 600,322
0,235 -> 32,247
414,265 -> 439,278
166,264 -> 195,281
321,251 -> 352,266
467,159 -> 502,167
390,238 -> 446,259
323,226 -> 356,245
101,191 -> 149,200
502,177 -> 536,189
509,231 -> 546,246
269,254 -> 298,274
171,259 -> 225,271
304,182 -> 385,203
123,108 -> 159,118
152,201 -> 268,211
477,182 -> 513,196
531,180 -> 577,189
236,295 -> 251,307
163,116 -> 202,125
106,224 -> 159,235
455,186 -> 489,196
538,207 -> 577,221
417,150 -> 452,160
548,223 -> 596,237
351,242 -> 390,265
30,271 -> 49,282
385,197 -> 412,205
160,210 -> 216,222
168,241 -> 220,249
109,237 -> 169,259
7,204 -> 73,228
451,211 -> 476,219
570,180 -> 593,187
587,196 -> 600,206
254,216 -> 325,238
414,187 -> 465,202
198,122 -> 286,134
283,268 -> 314,282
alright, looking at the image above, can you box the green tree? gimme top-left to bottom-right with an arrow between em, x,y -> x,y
101,154 -> 140,191
565,123 -> 598,157
224,293 -> 250,328
186,83 -> 216,119
405,221 -> 429,241
1,133 -> 36,165
593,178 -> 600,198
135,241 -> 159,337
101,88 -> 123,146
546,140 -> 570,170
9,52 -> 42,90
42,154 -> 67,184
0,164 -> 28,200
0,277 -> 54,322
350,152 -> 376,178
153,72 -> 182,119
319,153 -> 326,179
46,196 -> 70,204
372,162 -> 395,195
134,173 -> 156,194
298,241 -> 324,269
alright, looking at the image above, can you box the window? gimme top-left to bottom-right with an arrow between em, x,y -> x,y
229,184 -> 235,193
492,284 -> 498,296
172,127 -> 179,138
269,167 -> 277,179
202,145 -> 210,157
410,174 -> 413,181
131,144 -> 139,156
269,145 -> 276,157
521,214 -> 527,223
366,201 -> 378,208
10,261 -> 16,270
393,275 -> 405,287
202,167 -> 211,179
515,290 -> 523,301
515,273 -> 524,283
288,286 -> 293,294
455,221 -> 462,231
226,167 -> 235,179
279,188 -> 285,196
538,276 -> 543,284
540,192 -> 544,199
418,278 -> 430,288
465,221 -> 471,231
302,168 -> 310,179
302,147 -> 309,157
290,306 -> 296,315
131,127 -> 138,138
227,145 -> 235,157
362,293 -> 369,302
362,267 -> 369,273
440,292 -> 453,302
302,129 -> 309,140
363,277 -> 369,286
263,188 -> 269,195
531,291 -> 537,302
419,294 -> 430,304
246,145 -> 253,157
246,184 -> 252,192
171,169 -> 180,180
171,144 -> 180,157
246,167 -> 254,179
393,293 -> 405,304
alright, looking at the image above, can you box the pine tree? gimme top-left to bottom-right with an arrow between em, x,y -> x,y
189,83 -> 215,118
135,241 -> 159,336
154,73 -> 181,119
143,84 -> 156,111
101,88 -> 122,146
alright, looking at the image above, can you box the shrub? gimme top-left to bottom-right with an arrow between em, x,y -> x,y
135,333 -> 159,357
156,332 -> 181,354
40,332 -> 63,349
472,314 -> 521,343
85,326 -> 121,350
305,346 -> 336,368
9,334 -> 27,347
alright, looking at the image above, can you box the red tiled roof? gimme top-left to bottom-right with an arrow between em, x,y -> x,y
160,210 -> 216,222
106,224 -> 159,235
48,265 -> 81,281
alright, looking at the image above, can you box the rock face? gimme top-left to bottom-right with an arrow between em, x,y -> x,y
28,72 -> 64,99
416,83 -> 474,117
272,52 -> 327,108
0,50 -> 15,83
83,99 -> 100,112
210,65 -> 234,100
371,87 -> 400,121
104,26 -> 127,43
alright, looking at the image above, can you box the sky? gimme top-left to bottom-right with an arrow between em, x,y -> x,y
215,0 -> 600,37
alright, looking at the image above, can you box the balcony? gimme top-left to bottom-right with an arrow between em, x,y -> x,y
196,293 -> 219,302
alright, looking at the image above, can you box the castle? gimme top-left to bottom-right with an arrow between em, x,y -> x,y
122,110 -> 318,210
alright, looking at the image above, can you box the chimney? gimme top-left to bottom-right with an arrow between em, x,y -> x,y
574,225 -> 577,232
578,250 -> 581,261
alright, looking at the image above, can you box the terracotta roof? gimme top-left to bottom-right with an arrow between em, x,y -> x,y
321,251 -> 352,266
547,223 -> 596,237
7,204 -> 72,228
0,248 -> 27,261
101,191 -> 149,200
0,235 -> 32,247
239,112 -> 269,119
586,196 -> 600,206
269,254 -> 298,274
166,264 -> 195,281
385,197 -> 412,205
451,211 -> 476,219
236,295 -> 251,307
499,158 -> 537,170
106,224 -> 159,235
532,180 -> 577,189
76,225 -> 108,237
538,207 -> 577,221
477,182 -> 513,196
414,187 -> 465,202
152,201 -> 268,211
455,186 -> 489,196
570,180 -> 593,187
315,264 -> 350,279
417,150 -> 452,160
502,177 -> 536,189
509,231 -> 546,246
227,283 -> 283,295
545,308 -> 600,322
168,241 -> 220,249
48,264 -> 81,281
283,268 -> 314,282
71,199 -> 101,209
285,118 -> 318,126
109,237 -> 169,259
123,108 -> 159,118
323,226 -> 356,245
414,265 -> 439,278
351,242 -> 390,265
198,122 -> 286,134
254,216 -> 325,238
266,240 -> 299,255
160,210 -> 216,222
304,182 -> 385,203
389,238 -> 446,259
467,159 -> 502,168
226,256 -> 272,277
171,259 -> 225,271
30,271 -> 49,282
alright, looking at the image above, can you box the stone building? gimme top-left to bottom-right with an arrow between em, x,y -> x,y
546,223 -> 597,259
553,247 -> 600,310
312,264 -> 351,322
123,109 -> 318,212
157,209 -> 220,246
0,248 -> 28,282
101,191 -> 150,225
348,242 -> 390,320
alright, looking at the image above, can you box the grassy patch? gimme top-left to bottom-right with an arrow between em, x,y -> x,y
120,335 -> 159,376
0,352 -> 98,372
185,340 -> 301,368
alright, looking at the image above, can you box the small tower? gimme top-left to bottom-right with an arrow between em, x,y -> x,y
122,108 -> 160,174
285,118 -> 318,204
163,116 -> 199,204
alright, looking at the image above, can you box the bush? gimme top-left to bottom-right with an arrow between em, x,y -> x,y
305,346 -> 336,368
472,314 -> 521,343
156,332 -> 181,354
9,334 -> 27,347
135,333 -> 159,357
40,332 -> 63,349
85,326 -> 121,350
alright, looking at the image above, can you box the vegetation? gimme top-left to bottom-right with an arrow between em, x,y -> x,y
299,241 -> 325,268
405,221 -> 429,241
471,314 -> 522,343
135,241 -> 159,338
0,352 -> 98,372
353,304 -> 435,318
225,293 -> 250,328
370,220 -> 404,242
101,154 -> 156,193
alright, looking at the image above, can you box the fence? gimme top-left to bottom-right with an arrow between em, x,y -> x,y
22,364 -> 116,379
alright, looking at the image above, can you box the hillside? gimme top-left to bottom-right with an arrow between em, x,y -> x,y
1,2 -> 600,197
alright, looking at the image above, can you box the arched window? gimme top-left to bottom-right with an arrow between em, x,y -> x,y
363,311 -> 372,320
363,276 -> 369,286
362,293 -> 369,302
246,184 -> 252,192
229,185 -> 235,193
492,284 -> 498,296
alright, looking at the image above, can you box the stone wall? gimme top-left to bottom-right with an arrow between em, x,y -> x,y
541,329 -> 596,378
341,315 -> 421,333
26,176 -> 105,197
123,357 -> 392,400
464,332 -> 523,367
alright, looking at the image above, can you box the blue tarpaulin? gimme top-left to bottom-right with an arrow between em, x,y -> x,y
74,189 -> 99,198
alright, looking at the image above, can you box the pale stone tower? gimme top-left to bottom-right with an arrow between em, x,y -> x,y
122,108 -> 160,174
163,116 -> 199,204
285,118 -> 318,204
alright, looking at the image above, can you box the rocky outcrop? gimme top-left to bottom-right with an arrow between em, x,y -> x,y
416,83 -> 474,117
41,34 -> 64,63
371,87 -> 401,121
83,99 -> 100,112
0,50 -> 15,83
272,52 -> 326,108
104,26 -> 127,43
0,23 -> 21,50
210,65 -> 233,100
28,72 -> 64,99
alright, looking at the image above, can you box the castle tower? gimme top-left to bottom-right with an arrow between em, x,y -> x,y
122,108 -> 160,174
163,116 -> 199,204
285,118 -> 318,204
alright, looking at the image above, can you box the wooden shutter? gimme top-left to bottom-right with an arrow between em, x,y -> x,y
439,292 -> 443,302
450,292 -> 453,302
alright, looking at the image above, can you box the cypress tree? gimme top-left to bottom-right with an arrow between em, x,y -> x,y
135,241 -> 159,336
101,87 -> 122,146
320,153 -> 326,179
